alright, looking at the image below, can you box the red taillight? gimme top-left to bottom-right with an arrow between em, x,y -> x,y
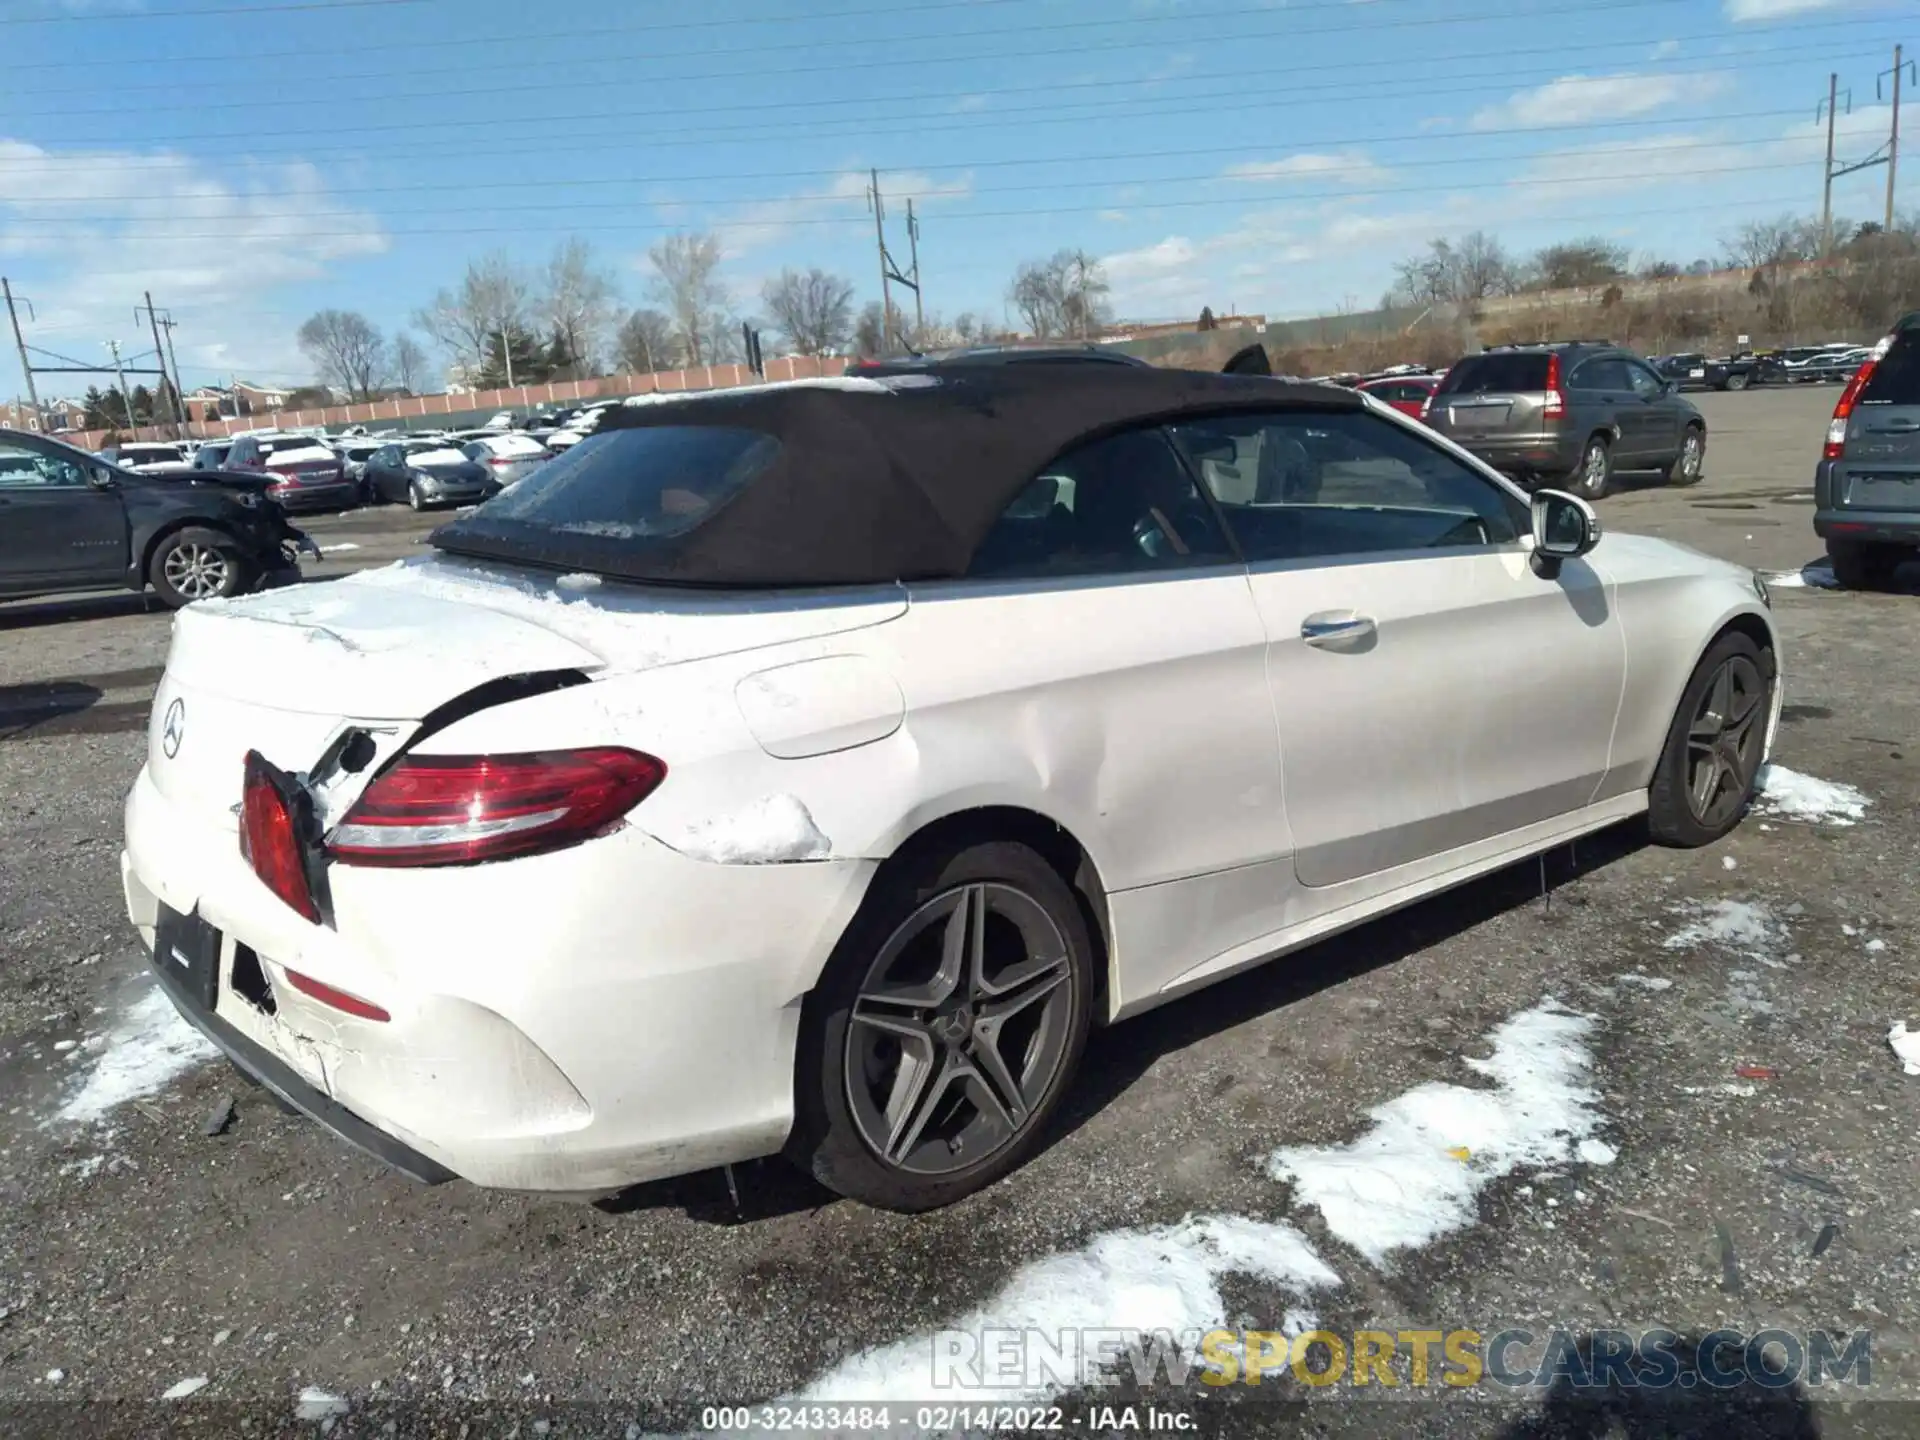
240,751 -> 321,922
282,967 -> 390,1023
1542,354 -> 1567,420
1825,358 -> 1876,459
327,747 -> 666,868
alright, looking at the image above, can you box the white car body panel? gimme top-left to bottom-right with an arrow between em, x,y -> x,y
122,404 -> 1780,1194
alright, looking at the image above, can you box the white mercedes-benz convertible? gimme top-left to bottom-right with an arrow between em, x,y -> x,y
123,364 -> 1780,1210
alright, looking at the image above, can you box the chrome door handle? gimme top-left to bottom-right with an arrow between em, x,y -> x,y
1300,612 -> 1377,647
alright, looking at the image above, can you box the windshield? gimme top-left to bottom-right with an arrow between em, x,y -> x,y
435,424 -> 778,568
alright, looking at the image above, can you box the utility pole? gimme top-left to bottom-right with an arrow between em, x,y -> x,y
138,292 -> 179,437
107,340 -> 134,432
159,314 -> 186,431
1885,43 -> 1909,231
2,277 -> 41,429
906,198 -> 925,340
1821,73 -> 1841,255
868,168 -> 893,354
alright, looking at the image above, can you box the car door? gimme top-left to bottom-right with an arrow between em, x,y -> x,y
1168,407 -> 1627,892
904,423 -> 1290,1005
0,436 -> 129,588
369,445 -> 402,501
1567,356 -> 1645,462
1623,357 -> 1680,458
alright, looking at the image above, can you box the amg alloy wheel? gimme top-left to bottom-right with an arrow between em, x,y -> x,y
790,840 -> 1093,1210
1647,631 -> 1773,846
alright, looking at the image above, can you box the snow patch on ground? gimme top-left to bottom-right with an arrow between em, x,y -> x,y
54,987 -> 217,1125
1265,1001 -> 1607,1266
1616,973 -> 1674,992
322,542 -> 360,553
1889,1023 -> 1920,1076
1662,900 -> 1783,958
1754,765 -> 1870,826
162,1376 -> 209,1400
1760,562 -> 1839,590
792,1214 -> 1338,1404
555,571 -> 602,590
294,1386 -> 348,1420
666,795 -> 832,864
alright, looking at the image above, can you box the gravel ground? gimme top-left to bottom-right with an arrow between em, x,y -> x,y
1,385 -> 1917,1437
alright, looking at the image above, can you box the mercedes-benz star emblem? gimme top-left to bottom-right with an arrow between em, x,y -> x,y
161,698 -> 186,759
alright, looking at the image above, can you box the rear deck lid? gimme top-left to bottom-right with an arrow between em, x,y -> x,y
1432,353 -> 1552,431
1844,331 -> 1920,509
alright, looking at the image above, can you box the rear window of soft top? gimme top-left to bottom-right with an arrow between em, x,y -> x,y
1437,354 -> 1554,394
449,424 -> 777,542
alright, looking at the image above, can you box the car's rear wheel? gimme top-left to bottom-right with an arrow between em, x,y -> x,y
408,481 -> 427,512
1724,371 -> 1750,392
1647,630 -> 1774,847
1826,538 -> 1907,592
1663,425 -> 1706,486
789,840 -> 1094,1211
1571,435 -> 1612,500
149,527 -> 250,608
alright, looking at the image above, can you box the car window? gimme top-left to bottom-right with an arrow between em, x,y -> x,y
1569,358 -> 1627,391
1859,332 -> 1920,405
1436,354 -> 1552,394
1624,361 -> 1665,398
967,426 -> 1234,580
1168,409 -> 1526,563
0,440 -> 91,489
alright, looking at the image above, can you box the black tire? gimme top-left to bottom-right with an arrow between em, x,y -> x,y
1647,629 -> 1774,848
788,839 -> 1095,1211
1662,424 -> 1706,487
1571,434 -> 1612,500
1826,538 -> 1906,592
148,526 -> 252,609
408,481 -> 426,512
1724,370 -> 1750,392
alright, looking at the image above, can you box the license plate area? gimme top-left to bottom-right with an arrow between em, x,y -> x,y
1447,401 -> 1512,431
1845,473 -> 1920,510
155,904 -> 222,1014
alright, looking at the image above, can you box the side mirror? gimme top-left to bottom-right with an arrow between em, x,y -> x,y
1531,489 -> 1601,579
88,466 -> 118,490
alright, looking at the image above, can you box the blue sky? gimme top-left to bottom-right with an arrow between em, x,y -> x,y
1,0 -> 1915,395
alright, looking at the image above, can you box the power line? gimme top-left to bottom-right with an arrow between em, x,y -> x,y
6,128 -> 1867,226
6,159 -> 1868,243
6,0 -> 1698,144
11,20 -> 1885,127
0,0 -> 428,24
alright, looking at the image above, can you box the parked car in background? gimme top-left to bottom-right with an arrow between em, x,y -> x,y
99,442 -> 194,476
1815,314 -> 1920,590
362,439 -> 494,509
191,440 -> 235,471
461,432 -> 550,489
332,441 -> 383,499
1,427 -> 314,607
482,411 -> 514,430
1798,346 -> 1872,386
1356,373 -> 1440,418
118,369 -> 1780,1208
225,433 -> 359,513
1650,352 -> 1779,392
1423,343 -> 1706,499
545,404 -> 615,451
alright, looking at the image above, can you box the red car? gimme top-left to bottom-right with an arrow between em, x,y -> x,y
1357,374 -> 1440,419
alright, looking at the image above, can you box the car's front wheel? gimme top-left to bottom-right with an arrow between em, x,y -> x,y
1724,371 -> 1750,392
1647,629 -> 1774,847
148,526 -> 250,608
789,840 -> 1094,1211
408,481 -> 427,512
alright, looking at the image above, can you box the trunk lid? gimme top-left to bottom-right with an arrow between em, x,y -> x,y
1843,339 -> 1920,509
146,555 -> 907,826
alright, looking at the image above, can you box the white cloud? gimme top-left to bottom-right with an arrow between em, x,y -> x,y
1650,39 -> 1681,59
0,139 -> 386,387
700,169 -> 973,260
1221,150 -> 1392,185
1470,71 -> 1723,130
1725,0 -> 1851,18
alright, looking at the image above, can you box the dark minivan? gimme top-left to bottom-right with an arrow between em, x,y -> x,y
1816,314 -> 1920,589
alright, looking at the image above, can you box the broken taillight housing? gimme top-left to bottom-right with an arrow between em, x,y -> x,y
326,747 -> 666,868
240,750 -> 321,922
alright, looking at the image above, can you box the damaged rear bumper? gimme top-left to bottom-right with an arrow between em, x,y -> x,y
143,943 -> 456,1184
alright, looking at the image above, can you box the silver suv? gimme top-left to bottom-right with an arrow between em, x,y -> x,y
1424,342 -> 1707,499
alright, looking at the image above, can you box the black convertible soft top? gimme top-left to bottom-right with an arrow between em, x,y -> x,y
433,366 -> 1361,588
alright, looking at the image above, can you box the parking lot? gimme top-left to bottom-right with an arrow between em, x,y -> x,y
1,382 -> 1916,1434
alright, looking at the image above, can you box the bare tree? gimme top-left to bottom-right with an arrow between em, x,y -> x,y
414,253 -> 532,383
1391,231 -> 1517,309
1009,249 -> 1113,339
615,308 -> 676,373
542,238 -> 619,379
760,268 -> 855,356
1527,238 -> 1629,291
1723,216 -> 1819,280
388,332 -> 428,394
296,309 -> 386,401
646,232 -> 728,367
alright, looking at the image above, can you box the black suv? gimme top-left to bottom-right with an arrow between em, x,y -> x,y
1424,342 -> 1707,498
0,428 -> 314,608
1815,314 -> 1920,589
